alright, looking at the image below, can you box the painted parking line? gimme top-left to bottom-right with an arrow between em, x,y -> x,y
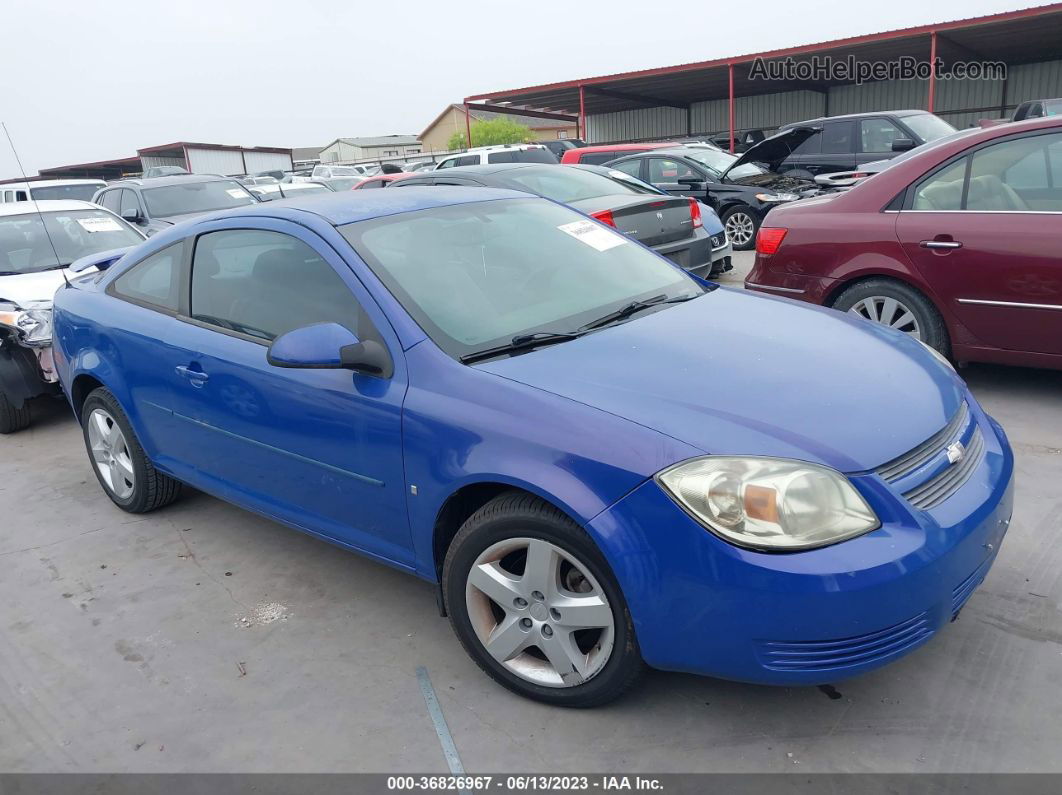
416,666 -> 466,775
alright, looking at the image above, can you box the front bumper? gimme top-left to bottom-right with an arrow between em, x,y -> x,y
587,406 -> 1014,685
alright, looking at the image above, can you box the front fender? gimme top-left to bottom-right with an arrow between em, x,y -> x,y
400,343 -> 701,581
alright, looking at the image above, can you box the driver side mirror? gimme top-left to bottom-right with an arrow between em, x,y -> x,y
677,176 -> 708,190
121,207 -> 143,223
891,138 -> 916,152
267,322 -> 392,377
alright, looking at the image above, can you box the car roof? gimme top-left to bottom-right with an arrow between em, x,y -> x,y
1,179 -> 106,189
107,174 -> 238,188
782,109 -> 931,127
0,199 -> 102,217
409,163 -> 559,178
575,142 -> 673,153
192,186 -> 530,227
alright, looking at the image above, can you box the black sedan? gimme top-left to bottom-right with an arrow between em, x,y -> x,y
393,163 -> 730,277
605,143 -> 822,250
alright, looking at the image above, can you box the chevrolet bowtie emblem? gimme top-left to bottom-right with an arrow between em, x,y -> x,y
946,441 -> 966,464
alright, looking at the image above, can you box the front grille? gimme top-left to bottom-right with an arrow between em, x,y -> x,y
756,613 -> 932,672
877,402 -> 969,481
875,401 -> 985,511
903,427 -> 985,510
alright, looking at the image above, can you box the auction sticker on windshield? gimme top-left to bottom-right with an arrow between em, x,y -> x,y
558,220 -> 627,252
76,217 -> 123,233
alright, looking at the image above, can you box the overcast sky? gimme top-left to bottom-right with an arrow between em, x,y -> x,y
0,0 -> 1041,178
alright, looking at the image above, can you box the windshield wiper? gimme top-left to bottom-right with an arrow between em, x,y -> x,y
578,293 -> 697,332
460,332 -> 583,364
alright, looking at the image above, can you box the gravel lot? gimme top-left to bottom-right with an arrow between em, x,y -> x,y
2,251 -> 1061,773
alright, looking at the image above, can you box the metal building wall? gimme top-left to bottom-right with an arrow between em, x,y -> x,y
243,151 -> 293,173
1009,59 -> 1062,108
827,79 -> 928,115
692,90 -> 826,135
186,148 -> 245,175
584,58 -> 1062,145
584,107 -> 686,143
139,155 -> 185,170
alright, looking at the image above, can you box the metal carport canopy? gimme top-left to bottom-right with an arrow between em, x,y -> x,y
464,3 -> 1062,138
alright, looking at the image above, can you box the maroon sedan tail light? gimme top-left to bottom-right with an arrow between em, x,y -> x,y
756,227 -> 788,255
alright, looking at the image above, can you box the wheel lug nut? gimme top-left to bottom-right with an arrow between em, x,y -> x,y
549,608 -> 561,621
531,590 -> 544,601
520,618 -> 533,629
541,625 -> 553,637
514,597 -> 528,608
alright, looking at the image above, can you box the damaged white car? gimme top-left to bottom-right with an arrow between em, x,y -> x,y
0,200 -> 144,432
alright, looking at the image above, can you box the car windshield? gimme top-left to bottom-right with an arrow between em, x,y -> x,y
29,184 -> 102,202
328,167 -> 363,176
501,167 -> 645,202
141,180 -> 257,217
341,198 -> 704,360
0,209 -> 143,274
902,114 -> 957,143
684,149 -> 766,180
1044,99 -> 1062,116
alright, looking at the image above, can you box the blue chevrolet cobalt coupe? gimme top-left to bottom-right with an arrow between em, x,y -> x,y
52,189 -> 1013,706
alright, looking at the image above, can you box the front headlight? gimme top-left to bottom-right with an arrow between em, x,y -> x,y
0,302 -> 53,346
755,192 -> 799,203
657,456 -> 879,551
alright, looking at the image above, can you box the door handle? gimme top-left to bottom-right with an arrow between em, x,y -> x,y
920,240 -> 962,250
175,365 -> 209,385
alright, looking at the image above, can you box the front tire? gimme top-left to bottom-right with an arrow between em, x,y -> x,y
0,391 -> 31,434
443,491 -> 644,707
832,278 -> 949,354
721,206 -> 759,251
81,388 -> 181,513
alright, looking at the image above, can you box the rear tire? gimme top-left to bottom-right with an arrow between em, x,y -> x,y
721,206 -> 759,251
0,391 -> 31,434
832,278 -> 950,355
443,491 -> 644,707
81,388 -> 181,513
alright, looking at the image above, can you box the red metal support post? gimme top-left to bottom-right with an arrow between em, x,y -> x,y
579,85 -> 586,142
728,63 -> 735,153
927,31 -> 938,112
464,103 -> 472,149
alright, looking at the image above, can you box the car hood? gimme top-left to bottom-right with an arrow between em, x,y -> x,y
0,268 -> 75,306
723,126 -> 819,176
478,288 -> 964,473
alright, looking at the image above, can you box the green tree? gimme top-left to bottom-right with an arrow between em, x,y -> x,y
447,117 -> 534,150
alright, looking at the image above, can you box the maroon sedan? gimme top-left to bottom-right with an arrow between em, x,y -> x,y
746,116 -> 1062,370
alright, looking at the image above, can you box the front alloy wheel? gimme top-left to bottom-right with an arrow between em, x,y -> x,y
465,537 -> 614,688
444,491 -> 644,707
722,207 -> 757,250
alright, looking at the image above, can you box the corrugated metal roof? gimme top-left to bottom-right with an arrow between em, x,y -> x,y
333,136 -> 421,147
466,3 -> 1062,116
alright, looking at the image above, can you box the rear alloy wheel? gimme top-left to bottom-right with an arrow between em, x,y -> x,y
832,278 -> 949,354
444,491 -> 644,707
80,388 -> 182,513
722,206 -> 758,250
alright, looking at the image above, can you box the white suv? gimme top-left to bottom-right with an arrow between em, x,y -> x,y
311,164 -> 378,179
433,144 -> 557,170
